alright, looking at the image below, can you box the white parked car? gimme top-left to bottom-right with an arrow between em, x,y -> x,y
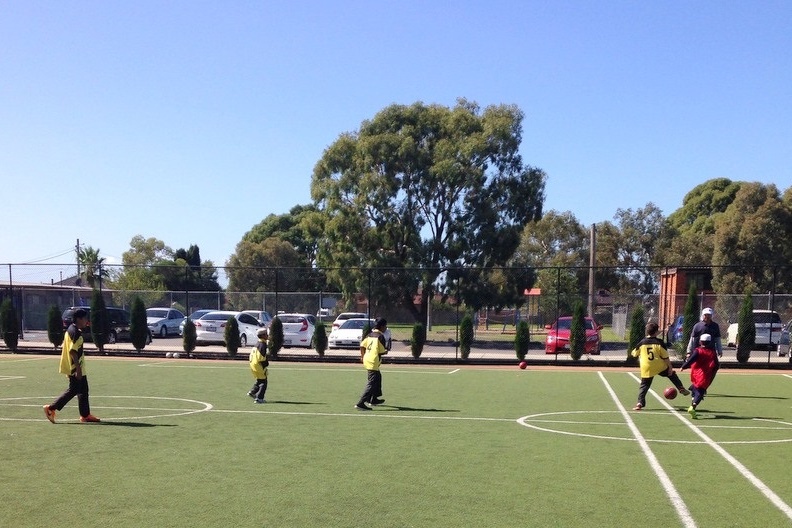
278,313 -> 317,348
242,310 -> 273,328
331,312 -> 368,331
328,318 -> 393,350
776,320 -> 791,357
194,311 -> 262,346
179,309 -> 214,336
146,308 -> 186,338
726,310 -> 783,350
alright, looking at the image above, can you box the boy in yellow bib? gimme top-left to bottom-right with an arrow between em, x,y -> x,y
355,318 -> 388,411
631,322 -> 689,411
44,308 -> 100,423
247,328 -> 269,404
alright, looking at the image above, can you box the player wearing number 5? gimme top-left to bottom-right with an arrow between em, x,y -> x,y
631,322 -> 689,411
354,318 -> 388,411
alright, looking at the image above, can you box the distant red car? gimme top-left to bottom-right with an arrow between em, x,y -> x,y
545,316 -> 603,354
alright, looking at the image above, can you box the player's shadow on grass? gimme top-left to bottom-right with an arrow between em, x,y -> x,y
266,400 -> 324,405
376,405 -> 460,413
89,421 -> 177,428
705,412 -> 783,421
709,393 -> 788,400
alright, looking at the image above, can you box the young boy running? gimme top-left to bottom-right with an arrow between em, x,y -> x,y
679,333 -> 719,419
631,322 -> 690,411
247,328 -> 269,404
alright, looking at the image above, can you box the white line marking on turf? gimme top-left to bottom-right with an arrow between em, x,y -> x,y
628,372 -> 792,521
137,363 -> 448,374
212,408 -> 515,421
0,396 -> 212,422
0,356 -> 50,364
0,376 -> 25,381
599,372 -> 697,528
448,369 -> 460,374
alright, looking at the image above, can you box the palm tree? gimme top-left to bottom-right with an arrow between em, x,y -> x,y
78,246 -> 108,289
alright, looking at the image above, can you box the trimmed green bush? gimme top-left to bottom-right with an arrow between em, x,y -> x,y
514,320 -> 530,360
569,301 -> 586,361
736,292 -> 755,364
682,285 -> 699,352
130,296 -> 149,351
47,304 -> 64,349
269,317 -> 284,358
626,305 -> 645,365
0,298 -> 20,352
90,290 -> 109,353
182,319 -> 197,356
314,322 -> 328,357
459,314 -> 474,360
224,316 -> 241,357
411,322 -> 426,360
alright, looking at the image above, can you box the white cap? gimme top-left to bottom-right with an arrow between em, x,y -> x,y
701,308 -> 714,316
700,333 -> 712,342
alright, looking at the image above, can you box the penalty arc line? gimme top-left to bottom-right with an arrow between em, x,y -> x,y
627,371 -> 792,521
599,371 -> 697,528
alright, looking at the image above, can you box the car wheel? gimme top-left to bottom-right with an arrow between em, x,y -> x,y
240,334 -> 247,346
107,331 -> 117,344
160,326 -> 168,338
146,332 -> 152,345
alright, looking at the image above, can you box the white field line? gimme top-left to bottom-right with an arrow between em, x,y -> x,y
136,362 -> 453,374
628,372 -> 792,521
0,356 -> 50,364
599,371 -> 697,528
212,408 -> 516,421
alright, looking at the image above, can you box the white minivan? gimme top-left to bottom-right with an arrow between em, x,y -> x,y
726,310 -> 783,350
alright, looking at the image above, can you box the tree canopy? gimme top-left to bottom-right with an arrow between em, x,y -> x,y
310,99 -> 546,320
111,236 -> 220,293
712,182 -> 792,292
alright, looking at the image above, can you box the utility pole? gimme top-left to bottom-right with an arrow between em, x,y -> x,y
75,238 -> 81,283
588,225 -> 596,317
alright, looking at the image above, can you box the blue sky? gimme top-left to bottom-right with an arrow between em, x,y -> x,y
2,1 -> 790,284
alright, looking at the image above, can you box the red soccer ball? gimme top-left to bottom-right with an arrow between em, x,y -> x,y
663,387 -> 678,400
518,361 -> 527,370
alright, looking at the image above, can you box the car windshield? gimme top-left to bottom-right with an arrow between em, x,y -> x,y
755,312 -> 782,324
147,309 -> 169,318
340,319 -> 370,330
338,313 -> 366,321
554,319 -> 595,331
201,313 -> 233,321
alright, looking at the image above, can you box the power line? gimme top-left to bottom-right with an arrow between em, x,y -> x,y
21,248 -> 77,264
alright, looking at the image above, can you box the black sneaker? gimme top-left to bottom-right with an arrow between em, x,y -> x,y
371,399 -> 385,406
247,391 -> 255,398
354,403 -> 371,411
679,387 -> 690,396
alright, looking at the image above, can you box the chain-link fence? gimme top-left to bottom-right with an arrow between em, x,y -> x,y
2,263 -> 792,342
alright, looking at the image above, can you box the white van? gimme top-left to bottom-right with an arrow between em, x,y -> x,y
726,310 -> 783,350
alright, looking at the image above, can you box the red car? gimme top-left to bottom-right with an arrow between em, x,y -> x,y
545,316 -> 603,354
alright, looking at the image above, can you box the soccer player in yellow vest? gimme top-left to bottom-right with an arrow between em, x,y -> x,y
247,328 -> 269,404
355,318 -> 388,411
44,308 -> 101,423
631,322 -> 689,411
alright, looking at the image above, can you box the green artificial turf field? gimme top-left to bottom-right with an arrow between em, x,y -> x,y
2,354 -> 791,527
